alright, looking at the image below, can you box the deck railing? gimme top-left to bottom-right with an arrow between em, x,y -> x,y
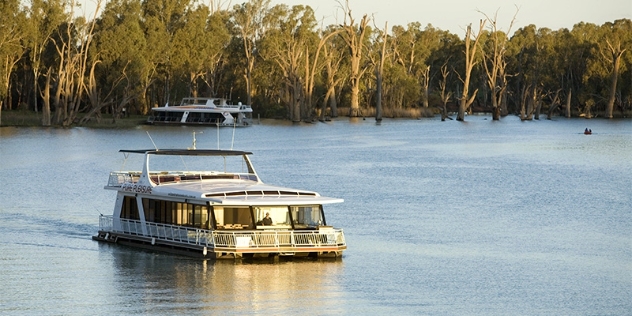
98,215 -> 345,251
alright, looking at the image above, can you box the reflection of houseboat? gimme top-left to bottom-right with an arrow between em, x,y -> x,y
93,149 -> 346,259
147,97 -> 253,127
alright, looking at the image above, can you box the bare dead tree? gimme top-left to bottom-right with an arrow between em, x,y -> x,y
439,62 -> 452,121
457,20 -> 485,121
374,22 -> 387,122
338,0 -> 370,117
546,88 -> 562,119
479,8 -> 517,120
603,39 -> 626,118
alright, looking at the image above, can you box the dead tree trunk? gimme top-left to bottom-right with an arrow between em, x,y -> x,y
565,89 -> 572,118
457,21 -> 485,121
605,40 -> 625,119
339,1 -> 370,117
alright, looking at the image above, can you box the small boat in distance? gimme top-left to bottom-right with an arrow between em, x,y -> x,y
147,97 -> 253,127
93,148 -> 347,259
584,128 -> 592,135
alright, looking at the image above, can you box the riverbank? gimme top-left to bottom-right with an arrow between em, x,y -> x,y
0,110 -> 146,128
1,108 -> 629,128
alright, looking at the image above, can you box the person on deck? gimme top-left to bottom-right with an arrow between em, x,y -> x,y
262,213 -> 273,225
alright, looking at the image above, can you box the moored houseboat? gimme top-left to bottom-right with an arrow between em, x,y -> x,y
92,149 -> 346,259
147,97 -> 253,127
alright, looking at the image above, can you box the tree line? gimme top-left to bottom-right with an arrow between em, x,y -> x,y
0,0 -> 630,126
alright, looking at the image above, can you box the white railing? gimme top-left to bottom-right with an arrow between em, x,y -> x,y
107,172 -> 140,186
98,215 -> 346,251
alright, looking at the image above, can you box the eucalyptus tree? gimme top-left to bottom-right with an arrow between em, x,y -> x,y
569,22 -> 603,117
0,0 -> 26,125
338,0 -> 371,117
202,10 -> 231,98
23,0 -> 69,115
479,10 -> 516,120
389,23 -> 422,108
47,2 -> 101,127
259,4 -> 318,121
23,0 -> 101,126
438,62 -> 452,120
457,20 -> 485,121
141,0 -> 190,108
303,26 -> 342,121
89,0 -> 147,120
373,22 -> 387,121
507,24 -> 541,118
321,25 -> 346,119
597,19 -> 631,118
172,4 -> 215,98
231,0 -> 271,106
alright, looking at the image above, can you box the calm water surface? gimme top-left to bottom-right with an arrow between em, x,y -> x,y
0,116 -> 630,315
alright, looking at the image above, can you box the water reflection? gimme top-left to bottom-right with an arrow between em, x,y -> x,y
106,246 -> 344,313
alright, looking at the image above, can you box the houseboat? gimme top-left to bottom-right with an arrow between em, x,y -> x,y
147,97 -> 253,127
93,148 -> 346,259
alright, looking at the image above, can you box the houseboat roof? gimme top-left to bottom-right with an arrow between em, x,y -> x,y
152,181 -> 344,205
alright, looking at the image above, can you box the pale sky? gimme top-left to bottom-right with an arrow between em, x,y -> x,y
79,0 -> 631,35
277,0 -> 632,34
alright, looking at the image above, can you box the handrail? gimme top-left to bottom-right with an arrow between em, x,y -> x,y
107,171 -> 258,187
98,215 -> 346,252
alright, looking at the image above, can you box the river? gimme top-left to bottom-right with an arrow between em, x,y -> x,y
0,115 -> 630,315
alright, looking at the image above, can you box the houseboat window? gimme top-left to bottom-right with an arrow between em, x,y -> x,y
290,205 -> 323,229
213,206 -> 252,229
120,196 -> 140,220
254,206 -> 291,228
142,198 -> 209,228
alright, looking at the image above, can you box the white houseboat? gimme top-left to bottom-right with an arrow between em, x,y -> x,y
147,97 -> 253,127
93,149 -> 346,259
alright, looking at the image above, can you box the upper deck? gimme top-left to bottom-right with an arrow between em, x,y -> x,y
153,98 -> 253,112
106,149 -> 343,205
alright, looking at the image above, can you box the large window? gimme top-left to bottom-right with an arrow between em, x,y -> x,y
290,205 -> 323,229
120,196 -> 140,220
253,206 -> 291,228
141,198 -> 209,228
213,206 -> 253,229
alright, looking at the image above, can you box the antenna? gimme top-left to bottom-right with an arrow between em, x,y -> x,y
231,121 -> 236,150
189,131 -> 202,149
217,123 -> 220,149
146,131 -> 158,150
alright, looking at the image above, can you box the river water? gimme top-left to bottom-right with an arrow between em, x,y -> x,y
0,116 -> 630,315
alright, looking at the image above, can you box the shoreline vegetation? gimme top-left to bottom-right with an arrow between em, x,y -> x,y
1,107 -> 629,128
1,0 -> 630,127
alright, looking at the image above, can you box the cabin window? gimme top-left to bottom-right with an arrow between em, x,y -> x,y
142,198 -> 209,229
290,205 -> 323,229
120,196 -> 140,220
254,206 -> 291,228
213,206 -> 252,229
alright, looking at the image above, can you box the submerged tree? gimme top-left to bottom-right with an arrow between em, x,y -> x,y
457,20 -> 485,121
338,0 -> 370,117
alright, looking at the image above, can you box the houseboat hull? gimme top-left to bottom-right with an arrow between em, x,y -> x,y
93,228 -> 345,259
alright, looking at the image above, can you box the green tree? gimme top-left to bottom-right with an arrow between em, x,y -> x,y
231,0 -> 271,106
90,0 -> 147,120
0,0 -> 26,125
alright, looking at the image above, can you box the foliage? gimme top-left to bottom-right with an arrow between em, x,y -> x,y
0,1 -> 630,126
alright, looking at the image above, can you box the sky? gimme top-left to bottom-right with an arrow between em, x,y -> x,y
276,0 -> 631,34
79,0 -> 631,35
